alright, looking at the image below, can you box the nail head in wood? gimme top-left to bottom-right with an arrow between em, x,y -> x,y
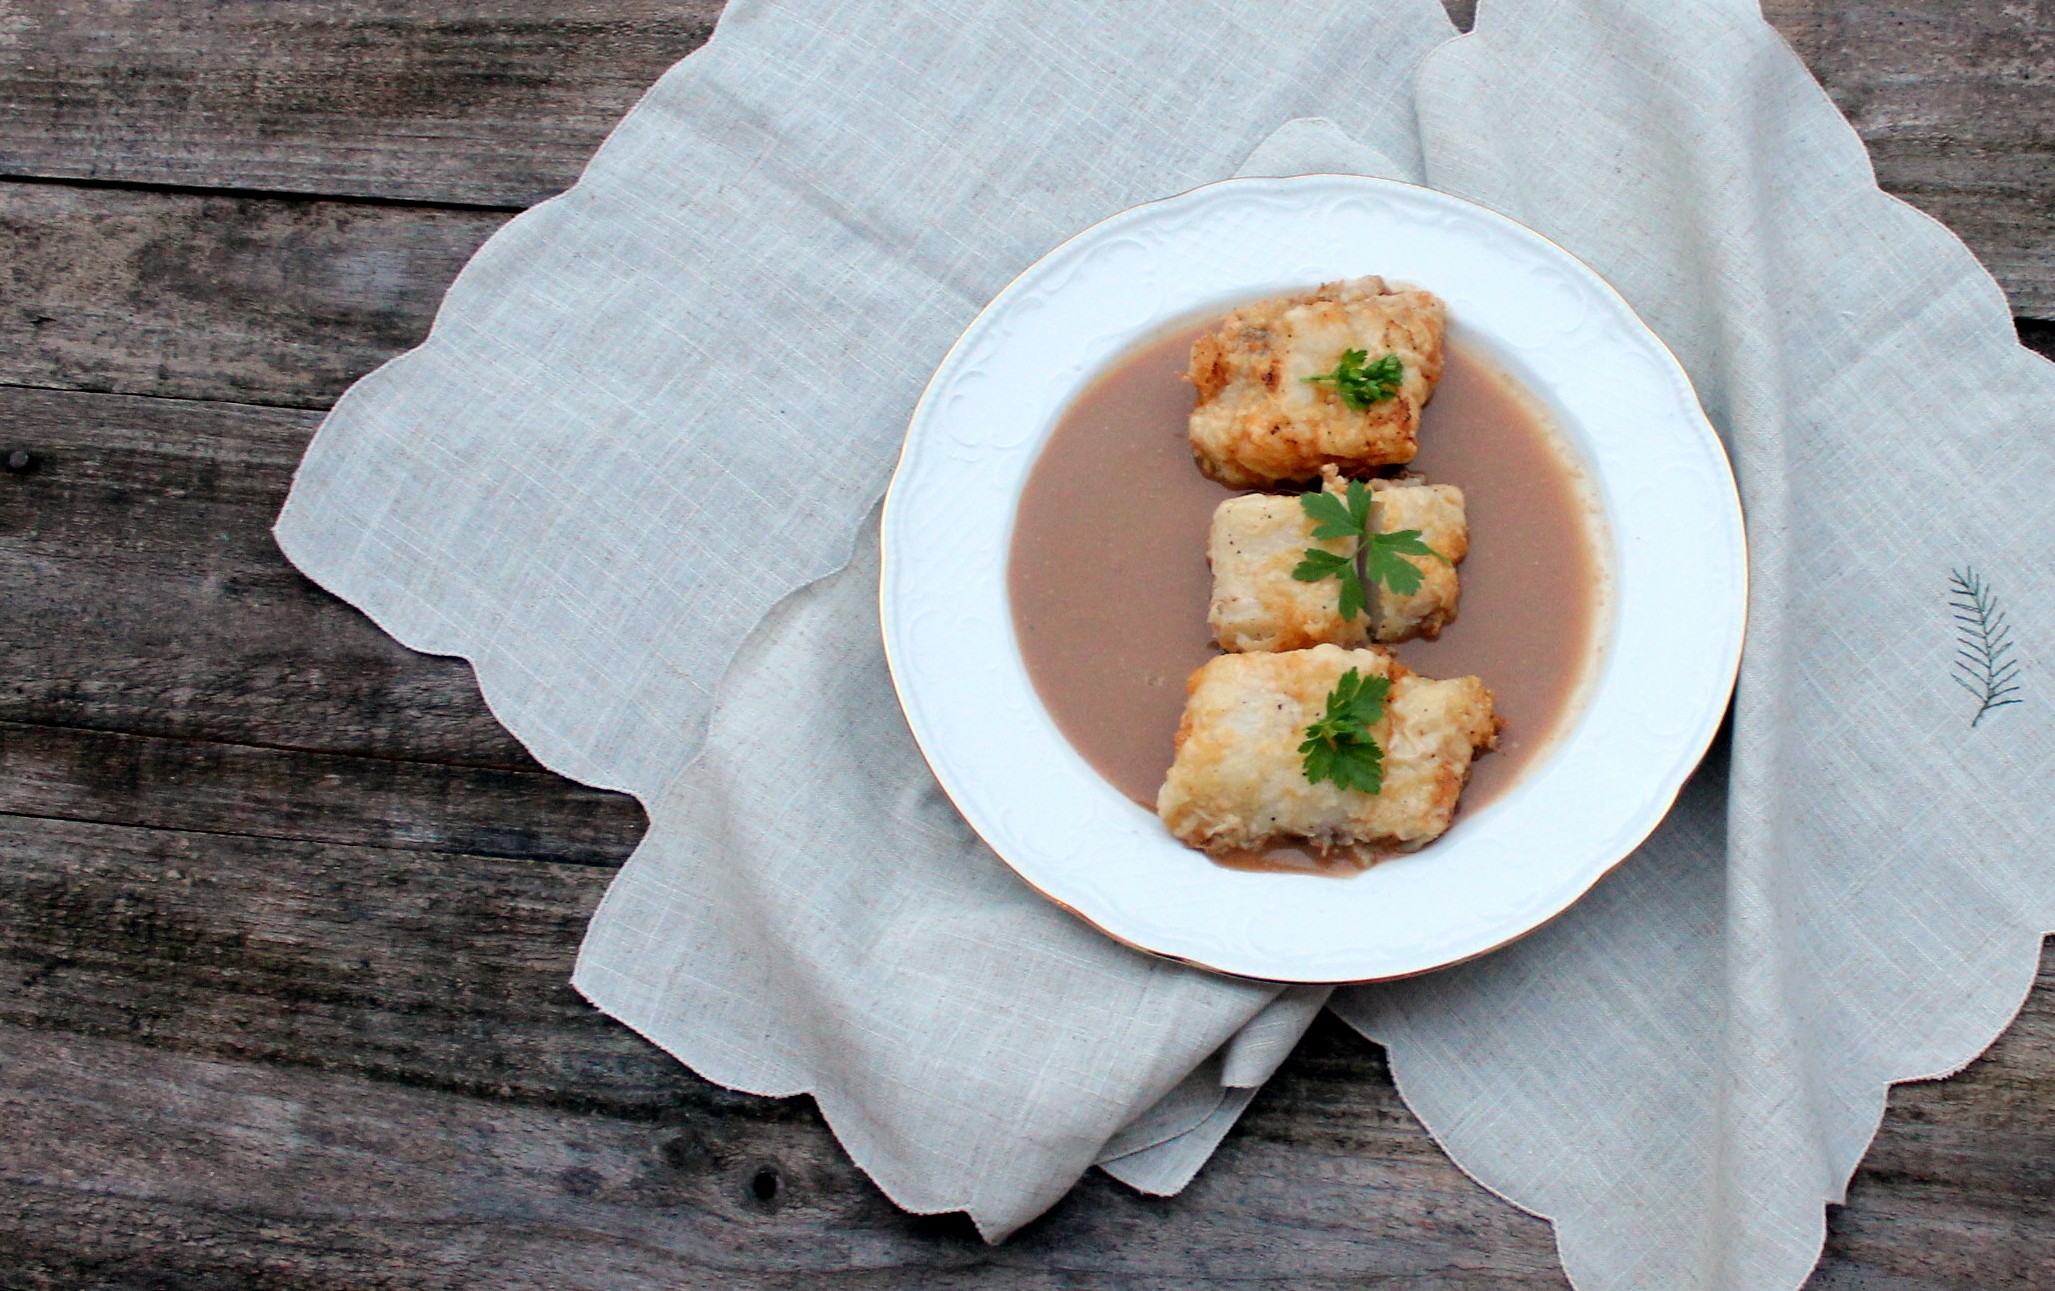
4,449 -> 35,475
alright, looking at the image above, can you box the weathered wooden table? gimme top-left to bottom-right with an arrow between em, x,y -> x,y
1,3 -> 2049,1286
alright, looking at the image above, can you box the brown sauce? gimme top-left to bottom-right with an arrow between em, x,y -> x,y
1007,316 -> 1607,871
1210,842 -> 1381,878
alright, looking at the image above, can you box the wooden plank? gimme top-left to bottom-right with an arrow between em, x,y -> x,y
0,809 -> 1567,1285
2,152 -> 2049,418
1765,0 -> 2055,319
2,176 -> 2050,461
0,720 -> 641,866
0,1021 -> 1573,1290
0,0 -> 722,208
1819,936 -> 2055,1286
1,808 -> 2050,1285
0,181 -> 505,408
0,384 -> 528,763
0,2 -> 2045,316
0,813 -> 687,1115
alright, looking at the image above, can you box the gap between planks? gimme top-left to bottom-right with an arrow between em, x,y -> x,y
0,1018 -> 1577,1290
0,0 -> 2045,314
0,805 -> 2048,1287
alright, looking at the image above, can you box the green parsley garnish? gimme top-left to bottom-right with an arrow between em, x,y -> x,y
1302,349 -> 1403,409
1289,478 -> 1446,621
1299,667 -> 1389,794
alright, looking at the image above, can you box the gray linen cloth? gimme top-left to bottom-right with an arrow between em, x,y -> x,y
274,0 -> 2055,1285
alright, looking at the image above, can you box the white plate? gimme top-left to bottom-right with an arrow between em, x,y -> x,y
880,175 -> 1745,983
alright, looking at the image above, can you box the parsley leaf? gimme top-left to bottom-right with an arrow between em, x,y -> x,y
1362,528 -> 1440,598
1289,479 -> 1445,621
1289,547 -> 1364,622
1297,479 -> 1371,540
1302,349 -> 1404,410
1298,668 -> 1389,794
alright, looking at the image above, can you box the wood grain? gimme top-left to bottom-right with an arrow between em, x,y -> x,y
0,1 -> 2045,315
0,384 -> 528,762
0,1021 -> 1576,1290
0,807 -> 1569,1285
0,0 -> 722,208
1765,0 -> 2055,318
0,182 -> 505,407
0,6 -> 2048,414
0,720 -> 640,866
0,797 -> 2049,1286
0,813 -> 667,1112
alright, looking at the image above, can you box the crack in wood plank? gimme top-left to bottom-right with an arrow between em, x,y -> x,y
0,1 -> 2048,1281
0,720 -> 642,866
0,0 -> 2042,314
0,1 -> 725,208
0,802 -> 2048,1285
0,1021 -> 1581,1289
0,384 -> 534,765
0,183 -> 507,408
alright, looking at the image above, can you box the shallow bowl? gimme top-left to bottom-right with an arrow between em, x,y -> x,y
880,174 -> 1745,983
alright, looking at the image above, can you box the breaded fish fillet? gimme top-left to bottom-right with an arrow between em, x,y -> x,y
1207,470 -> 1467,651
1187,276 -> 1446,488
1157,645 -> 1498,858
1366,475 -> 1467,643
1208,492 -> 1369,653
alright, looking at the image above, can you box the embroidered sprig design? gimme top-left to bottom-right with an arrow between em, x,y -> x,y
1948,568 -> 2023,727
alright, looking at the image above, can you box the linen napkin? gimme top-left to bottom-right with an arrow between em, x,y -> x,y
275,0 -> 1462,1232
274,1 -> 2055,1286
1336,5 -> 2055,1286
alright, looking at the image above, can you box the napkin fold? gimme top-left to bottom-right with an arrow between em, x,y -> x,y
573,500 -> 1300,1228
275,0 -> 2055,1285
1335,6 -> 2055,1286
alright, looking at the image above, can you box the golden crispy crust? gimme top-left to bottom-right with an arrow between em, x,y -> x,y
1157,645 -> 1499,858
1367,474 -> 1466,642
1206,493 -> 1371,653
1207,469 -> 1467,651
1187,276 -> 1446,488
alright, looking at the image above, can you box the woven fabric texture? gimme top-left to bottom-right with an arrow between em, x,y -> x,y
275,2 -> 2054,1284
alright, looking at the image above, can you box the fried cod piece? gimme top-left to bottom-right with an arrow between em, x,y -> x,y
1157,645 -> 1498,858
1207,469 -> 1468,651
1187,276 -> 1447,487
1207,492 -> 1369,653
1365,474 -> 1467,643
